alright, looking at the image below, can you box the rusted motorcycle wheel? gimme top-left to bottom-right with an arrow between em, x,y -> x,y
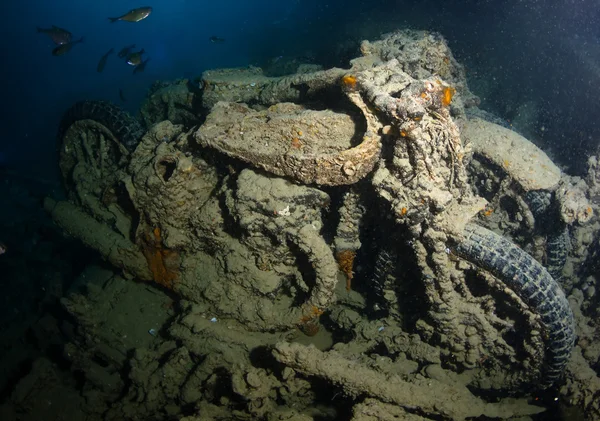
57,101 -> 144,235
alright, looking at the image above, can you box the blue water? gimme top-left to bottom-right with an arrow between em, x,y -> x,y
2,0 -> 600,177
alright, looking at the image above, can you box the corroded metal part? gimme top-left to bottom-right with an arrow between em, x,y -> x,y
356,57 -> 574,388
43,197 -> 152,281
58,100 -> 145,152
195,98 -> 382,186
461,117 -> 561,191
273,342 -> 546,421
455,223 -> 575,387
139,79 -> 198,128
58,119 -> 135,239
200,66 -> 346,109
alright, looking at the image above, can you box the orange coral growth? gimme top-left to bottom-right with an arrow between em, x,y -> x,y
336,249 -> 356,291
480,206 -> 494,217
441,86 -> 456,106
341,75 -> 357,90
298,306 -> 325,336
300,306 -> 325,323
141,226 -> 179,290
291,137 -> 302,149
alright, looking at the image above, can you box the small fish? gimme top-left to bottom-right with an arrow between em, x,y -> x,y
109,7 -> 152,23
209,36 -> 225,43
118,44 -> 136,58
37,25 -> 72,45
133,58 -> 150,74
52,37 -> 84,56
126,49 -> 145,66
97,48 -> 114,72
119,88 -> 127,102
0,242 -> 6,255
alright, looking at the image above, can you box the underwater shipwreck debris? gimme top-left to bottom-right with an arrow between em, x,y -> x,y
43,197 -> 152,280
463,115 -> 595,291
336,249 -> 356,291
272,341 -> 546,420
58,103 -> 140,240
555,177 -> 594,225
44,28 -> 596,420
139,79 -> 198,127
362,56 -> 575,387
57,100 -> 145,153
333,187 -> 365,289
199,65 -> 347,109
461,117 -> 561,191
454,223 -> 575,387
194,98 -> 381,186
226,168 -> 339,321
139,226 -> 180,290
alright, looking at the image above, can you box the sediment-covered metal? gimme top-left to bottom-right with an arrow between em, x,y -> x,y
57,100 -> 145,152
43,197 -> 152,280
195,99 -> 381,186
461,117 -> 561,192
455,223 -> 575,387
43,28 -> 596,421
272,342 -> 545,420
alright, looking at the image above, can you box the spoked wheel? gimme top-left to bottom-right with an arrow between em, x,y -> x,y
57,101 -> 144,235
453,223 -> 575,389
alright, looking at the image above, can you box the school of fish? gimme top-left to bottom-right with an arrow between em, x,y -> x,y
37,6 -> 226,101
37,7 -> 153,75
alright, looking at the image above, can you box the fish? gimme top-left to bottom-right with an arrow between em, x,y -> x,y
209,36 -> 225,43
133,58 -> 150,74
0,242 -> 6,255
119,88 -> 126,102
126,49 -> 145,66
97,48 -> 114,72
37,25 -> 72,45
52,37 -> 84,56
118,44 -> 136,58
108,7 -> 152,23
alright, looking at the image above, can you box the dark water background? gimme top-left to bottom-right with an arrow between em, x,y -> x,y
2,0 -> 600,178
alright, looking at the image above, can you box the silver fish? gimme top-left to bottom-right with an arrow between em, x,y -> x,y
109,7 -> 152,23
